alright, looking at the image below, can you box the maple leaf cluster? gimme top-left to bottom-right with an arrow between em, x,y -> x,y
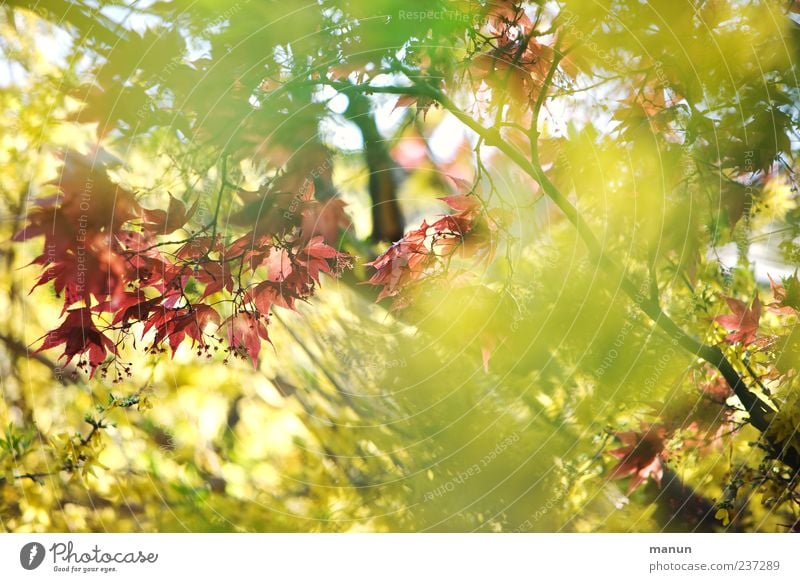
16,150 -> 351,377
365,193 -> 494,310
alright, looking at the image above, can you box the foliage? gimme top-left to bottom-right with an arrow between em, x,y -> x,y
2,0 -> 800,532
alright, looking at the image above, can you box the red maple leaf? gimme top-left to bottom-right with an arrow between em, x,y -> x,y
29,233 -> 128,314
365,194 -> 491,307
228,190 -> 300,238
225,312 -> 270,367
468,6 -> 553,104
701,373 -> 734,405
119,246 -> 172,293
768,273 -> 800,314
364,222 -> 432,303
608,425 -> 667,494
247,281 -> 296,313
438,194 -> 481,214
176,236 -> 223,260
194,260 -> 235,298
96,292 -> 159,325
36,308 -> 117,377
300,197 -> 350,244
714,296 -> 761,345
392,95 -> 434,119
433,194 -> 493,258
265,247 -> 293,281
14,146 -> 356,375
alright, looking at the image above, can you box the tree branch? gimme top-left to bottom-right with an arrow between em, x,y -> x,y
209,154 -> 229,245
